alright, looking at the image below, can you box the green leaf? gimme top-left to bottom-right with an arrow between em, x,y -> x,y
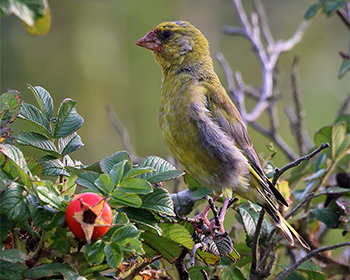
104,243 -> 123,269
0,184 -> 29,222
310,208 -> 340,228
304,3 -> 321,19
86,240 -> 106,265
138,156 -> 184,183
118,207 -> 161,235
314,122 -> 349,159
39,155 -> 69,176
0,248 -> 26,263
298,261 -> 326,280
160,223 -> 194,249
25,155 -> 43,176
141,187 -> 175,216
16,131 -> 60,157
109,160 -> 128,186
141,223 -> 193,263
50,227 -> 71,254
219,266 -> 244,280
27,84 -> 53,119
76,171 -> 102,193
237,204 -> 273,247
141,232 -> 182,263
36,181 -> 66,211
0,214 -> 14,242
45,211 -> 66,231
95,174 -> 115,195
335,114 -> 350,134
19,102 -> 52,136
188,266 -> 210,280
0,0 -> 46,25
123,166 -> 155,179
0,249 -> 27,280
338,58 -> 350,79
111,224 -> 141,243
1,144 -> 32,187
0,90 -> 22,126
23,4 -> 51,36
54,98 -> 83,138
119,178 -> 153,195
23,263 -> 80,280
58,132 -> 84,156
100,151 -> 132,174
324,0 -> 346,16
31,204 -> 57,229
282,270 -> 307,280
109,190 -> 142,207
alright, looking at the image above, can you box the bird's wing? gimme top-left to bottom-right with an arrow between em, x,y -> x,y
204,84 -> 288,206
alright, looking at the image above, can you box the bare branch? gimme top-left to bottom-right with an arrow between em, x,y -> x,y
272,142 -> 330,185
253,0 -> 274,46
338,93 -> 350,116
105,103 -> 142,162
289,56 -> 312,155
175,247 -> 190,280
221,25 -> 247,37
250,209 -> 265,279
275,242 -> 350,280
250,121 -> 299,161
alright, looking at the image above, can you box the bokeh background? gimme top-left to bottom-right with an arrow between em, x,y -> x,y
1,0 -> 348,167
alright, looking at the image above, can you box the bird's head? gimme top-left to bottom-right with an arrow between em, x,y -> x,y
135,21 -> 211,71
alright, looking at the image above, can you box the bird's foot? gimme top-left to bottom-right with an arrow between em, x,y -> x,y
208,217 -> 225,237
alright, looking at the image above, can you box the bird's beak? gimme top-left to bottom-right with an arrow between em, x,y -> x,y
135,30 -> 162,51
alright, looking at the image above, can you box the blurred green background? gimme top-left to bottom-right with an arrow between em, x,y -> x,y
1,0 -> 348,167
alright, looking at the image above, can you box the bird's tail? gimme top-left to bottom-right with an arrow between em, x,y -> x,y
264,202 -> 310,250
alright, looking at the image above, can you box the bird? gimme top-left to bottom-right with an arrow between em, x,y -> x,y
135,20 -> 310,250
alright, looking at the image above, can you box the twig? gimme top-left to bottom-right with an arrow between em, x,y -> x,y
250,209 -> 265,279
200,269 -> 210,280
272,143 -> 330,186
175,247 -> 190,280
289,56 -> 309,155
253,0 -> 274,46
105,103 -> 141,162
123,256 -> 162,280
337,4 -> 350,29
275,242 -> 350,280
250,121 -> 298,161
338,93 -> 350,116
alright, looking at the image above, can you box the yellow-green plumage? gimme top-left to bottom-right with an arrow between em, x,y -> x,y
136,21 -> 309,250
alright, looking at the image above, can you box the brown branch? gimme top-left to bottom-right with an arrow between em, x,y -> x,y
250,121 -> 298,161
175,247 -> 190,280
275,242 -> 350,280
272,142 -> 330,186
250,209 -> 266,279
105,103 -> 142,162
290,56 -> 309,155
338,93 -> 350,116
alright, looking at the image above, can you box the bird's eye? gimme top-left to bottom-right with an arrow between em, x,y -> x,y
161,30 -> 173,40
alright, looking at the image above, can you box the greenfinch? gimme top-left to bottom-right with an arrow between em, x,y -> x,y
136,21 -> 309,250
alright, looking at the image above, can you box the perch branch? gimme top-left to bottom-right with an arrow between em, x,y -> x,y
272,142 -> 330,186
250,209 -> 265,279
275,242 -> 350,280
